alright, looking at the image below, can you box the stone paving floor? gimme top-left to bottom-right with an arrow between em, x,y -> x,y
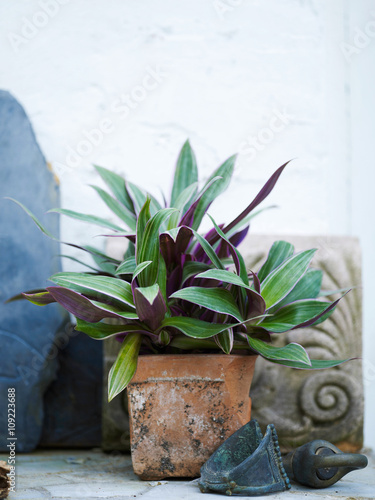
0,448 -> 374,500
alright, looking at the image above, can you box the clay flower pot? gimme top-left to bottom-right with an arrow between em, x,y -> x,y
126,353 -> 257,479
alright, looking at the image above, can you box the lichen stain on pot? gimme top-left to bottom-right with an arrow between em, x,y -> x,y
127,354 -> 257,480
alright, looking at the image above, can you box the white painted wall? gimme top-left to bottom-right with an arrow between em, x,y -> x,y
1,0 -> 374,447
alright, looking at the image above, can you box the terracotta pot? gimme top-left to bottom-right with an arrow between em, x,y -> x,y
127,353 -> 257,480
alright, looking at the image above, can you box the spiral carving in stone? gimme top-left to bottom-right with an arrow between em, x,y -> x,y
299,372 -> 356,423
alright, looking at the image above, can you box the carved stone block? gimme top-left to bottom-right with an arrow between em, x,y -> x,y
102,339 -> 131,452
243,234 -> 363,453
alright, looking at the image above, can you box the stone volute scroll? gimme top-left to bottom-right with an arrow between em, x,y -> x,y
244,234 -> 363,453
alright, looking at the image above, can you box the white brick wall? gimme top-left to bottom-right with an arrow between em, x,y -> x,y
1,0 -> 374,448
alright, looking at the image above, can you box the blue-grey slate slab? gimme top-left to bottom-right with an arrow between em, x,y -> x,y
0,90 -> 64,452
39,323 -> 102,448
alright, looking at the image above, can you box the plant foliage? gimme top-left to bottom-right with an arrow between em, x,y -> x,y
9,140 -> 351,401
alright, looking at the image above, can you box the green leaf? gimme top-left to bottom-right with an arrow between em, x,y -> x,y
157,254 -> 168,304
258,299 -> 332,333
170,140 -> 198,207
269,358 -> 353,369
258,240 -> 295,282
75,319 -> 143,339
191,229 -> 225,270
319,286 -> 352,297
22,290 -> 54,305
83,245 -> 120,264
108,332 -> 142,401
261,249 -> 316,309
168,182 -> 198,229
161,317 -> 237,338
169,336 -> 217,350
137,208 -> 177,286
182,261 -> 212,284
267,268 -> 323,312
127,185 -> 162,216
115,257 -> 137,275
84,245 -> 119,274
170,287 -> 243,321
132,261 -> 152,281
208,214 -> 249,285
136,198 -> 151,257
215,329 -> 233,354
59,255 -> 102,273
246,336 -> 311,365
49,208 -> 124,231
135,283 -> 160,304
191,155 -> 236,231
6,198 -> 56,239
94,165 -> 135,213
50,273 -> 135,309
90,301 -> 139,320
90,185 -> 137,230
195,269 -> 250,289
5,289 -> 50,304
225,205 -> 277,239
127,182 -> 148,214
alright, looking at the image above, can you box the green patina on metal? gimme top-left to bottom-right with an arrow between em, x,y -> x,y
198,420 -> 290,496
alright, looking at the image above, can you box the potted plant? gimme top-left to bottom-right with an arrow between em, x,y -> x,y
9,141 -> 350,479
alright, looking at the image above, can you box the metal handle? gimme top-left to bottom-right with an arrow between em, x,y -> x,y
283,439 -> 368,488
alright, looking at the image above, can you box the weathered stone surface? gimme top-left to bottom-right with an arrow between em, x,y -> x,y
102,338 -> 131,452
0,91 -> 64,452
0,460 -> 11,499
244,234 -> 363,453
1,448 -> 374,499
39,323 -> 103,448
127,354 -> 256,479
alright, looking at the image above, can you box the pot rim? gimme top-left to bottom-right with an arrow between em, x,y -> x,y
137,353 -> 258,359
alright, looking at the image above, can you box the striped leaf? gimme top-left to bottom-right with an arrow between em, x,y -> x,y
246,336 -> 311,365
49,208 -> 124,232
137,208 -> 178,286
270,358 -> 353,369
168,182 -> 198,229
208,215 -> 249,285
76,319 -> 147,340
258,240 -> 295,282
94,165 -> 135,213
22,290 -> 55,305
268,268 -> 323,312
170,287 -> 243,321
170,140 -> 198,207
258,299 -> 333,333
115,257 -> 137,275
191,155 -> 236,231
7,198 -> 56,239
191,229 -> 225,270
161,316 -> 236,338
261,249 -> 316,309
50,273 -> 135,309
196,269 -> 249,289
90,185 -> 136,230
108,333 -> 142,400
214,328 -> 234,354
133,284 -> 167,331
